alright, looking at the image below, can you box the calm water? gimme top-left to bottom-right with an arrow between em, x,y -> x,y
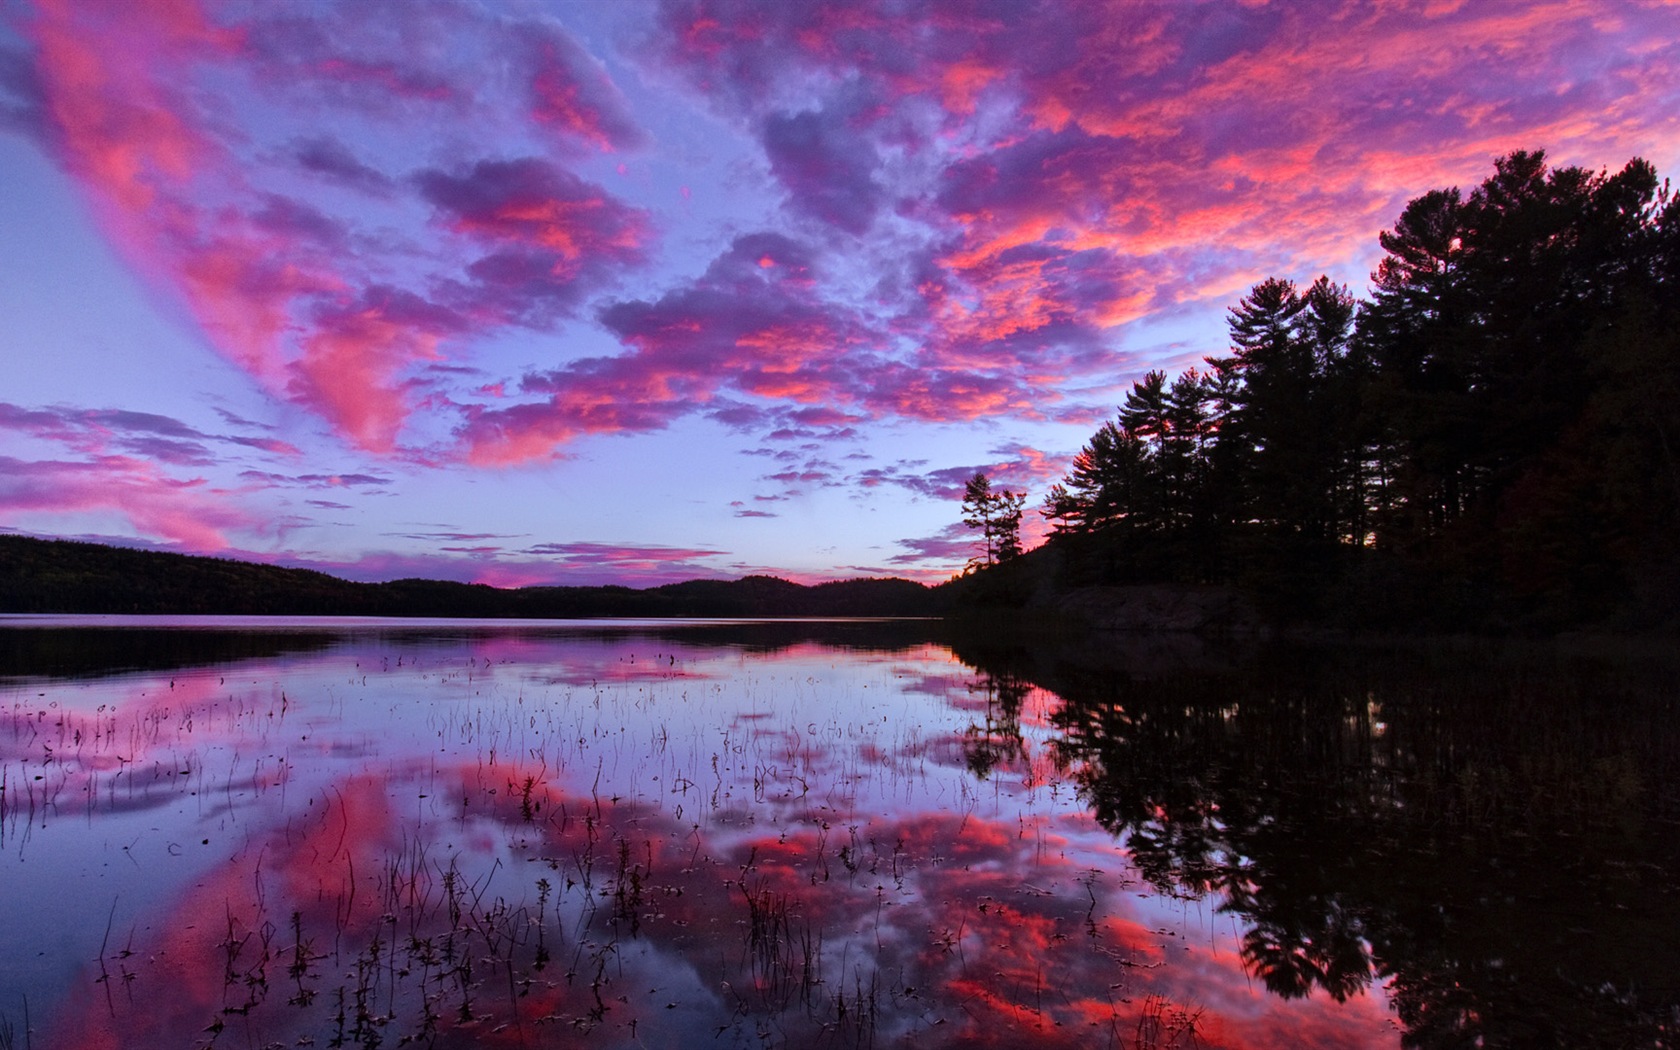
0,617 -> 1675,1049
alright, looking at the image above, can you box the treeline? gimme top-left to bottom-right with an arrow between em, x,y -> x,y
0,535 -> 942,618
1038,150 -> 1680,629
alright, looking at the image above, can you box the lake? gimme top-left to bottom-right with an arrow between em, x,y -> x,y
1,616 -> 1675,1048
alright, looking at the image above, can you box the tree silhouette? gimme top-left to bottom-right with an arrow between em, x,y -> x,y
1031,148 -> 1680,628
961,472 -> 1025,569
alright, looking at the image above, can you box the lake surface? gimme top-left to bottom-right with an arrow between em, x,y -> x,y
1,617 -> 1675,1049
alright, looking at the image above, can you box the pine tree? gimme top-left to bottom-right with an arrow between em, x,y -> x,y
961,472 -> 1026,568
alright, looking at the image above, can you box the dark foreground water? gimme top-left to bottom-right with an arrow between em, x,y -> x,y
0,616 -> 1675,1049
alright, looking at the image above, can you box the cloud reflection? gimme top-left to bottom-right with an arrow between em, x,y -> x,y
19,631 -> 1399,1049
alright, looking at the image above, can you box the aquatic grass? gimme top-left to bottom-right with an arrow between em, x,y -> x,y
12,628 -> 1670,1046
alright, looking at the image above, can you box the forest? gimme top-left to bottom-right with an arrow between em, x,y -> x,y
0,533 -> 941,618
967,150 -> 1680,631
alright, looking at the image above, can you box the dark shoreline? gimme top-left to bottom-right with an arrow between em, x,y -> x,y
0,533 -> 945,619
7,533 -> 1676,638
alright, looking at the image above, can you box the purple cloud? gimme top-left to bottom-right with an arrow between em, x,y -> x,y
0,402 -> 303,464
291,135 -> 394,193
886,523 -> 975,567
762,107 -> 885,234
417,157 -> 650,326
517,19 -> 648,152
238,471 -> 392,489
0,43 -> 47,140
251,193 -> 351,248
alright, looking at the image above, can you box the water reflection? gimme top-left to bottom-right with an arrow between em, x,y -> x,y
0,615 -> 950,681
0,620 -> 1672,1048
0,620 -> 339,679
953,634 -> 1680,1048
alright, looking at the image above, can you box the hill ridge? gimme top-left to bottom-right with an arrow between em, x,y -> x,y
0,534 -> 943,618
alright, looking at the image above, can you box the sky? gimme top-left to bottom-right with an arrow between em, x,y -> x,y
2,0 -> 1678,588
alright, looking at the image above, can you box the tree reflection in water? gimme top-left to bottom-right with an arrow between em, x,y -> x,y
961,667 -> 1029,782
951,634 -> 1680,1048
2,623 -> 1672,1049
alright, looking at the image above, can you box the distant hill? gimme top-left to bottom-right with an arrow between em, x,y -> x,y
0,534 -> 946,618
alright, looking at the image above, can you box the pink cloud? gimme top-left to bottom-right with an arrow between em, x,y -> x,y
17,0 -> 653,456
286,295 -> 450,451
855,445 -> 1065,503
0,401 -> 303,465
865,447 -> 1064,570
0,454 -> 263,550
459,233 -> 877,463
650,0 -> 1680,425
21,1 -> 417,448
416,157 -> 647,265
865,361 -> 1053,422
416,157 -> 650,332
12,0 -> 1680,479
520,20 -> 647,152
23,0 -> 239,212
454,216 -> 1105,463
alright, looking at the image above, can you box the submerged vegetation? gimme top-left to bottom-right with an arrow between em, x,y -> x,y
0,620 -> 1675,1048
0,621 -> 1235,1050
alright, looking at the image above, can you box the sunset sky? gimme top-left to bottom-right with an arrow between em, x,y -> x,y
3,0 -> 1678,587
